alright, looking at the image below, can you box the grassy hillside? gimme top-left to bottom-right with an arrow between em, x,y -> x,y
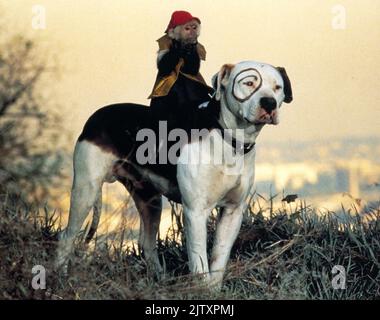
0,194 -> 379,300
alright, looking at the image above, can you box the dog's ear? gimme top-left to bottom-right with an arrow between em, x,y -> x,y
212,64 -> 235,101
277,67 -> 293,103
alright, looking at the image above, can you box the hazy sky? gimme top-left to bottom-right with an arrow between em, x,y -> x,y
2,0 -> 380,144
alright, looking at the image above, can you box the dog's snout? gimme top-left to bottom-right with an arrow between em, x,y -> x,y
260,97 -> 277,113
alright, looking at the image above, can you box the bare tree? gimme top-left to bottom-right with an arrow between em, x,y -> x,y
0,27 -> 69,205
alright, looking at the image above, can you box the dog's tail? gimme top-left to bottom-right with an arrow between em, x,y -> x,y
85,188 -> 102,244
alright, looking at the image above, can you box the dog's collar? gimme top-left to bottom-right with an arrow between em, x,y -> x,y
208,98 -> 255,155
215,123 -> 256,155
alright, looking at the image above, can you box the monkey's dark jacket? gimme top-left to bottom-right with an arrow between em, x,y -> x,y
149,35 -> 214,122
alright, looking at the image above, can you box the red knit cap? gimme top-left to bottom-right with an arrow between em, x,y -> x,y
165,11 -> 201,33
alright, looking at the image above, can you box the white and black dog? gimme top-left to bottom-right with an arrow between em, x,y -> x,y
56,61 -> 292,287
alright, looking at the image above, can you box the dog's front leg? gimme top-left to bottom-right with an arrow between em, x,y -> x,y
209,205 -> 244,287
183,204 -> 210,277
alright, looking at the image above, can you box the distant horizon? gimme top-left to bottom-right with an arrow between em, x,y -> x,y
258,133 -> 380,144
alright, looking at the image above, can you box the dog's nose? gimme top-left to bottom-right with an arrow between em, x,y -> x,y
260,97 -> 277,113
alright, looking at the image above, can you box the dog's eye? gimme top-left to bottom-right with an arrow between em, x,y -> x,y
244,81 -> 254,87
275,85 -> 282,91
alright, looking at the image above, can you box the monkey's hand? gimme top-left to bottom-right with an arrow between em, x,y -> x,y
180,43 -> 200,75
179,42 -> 198,56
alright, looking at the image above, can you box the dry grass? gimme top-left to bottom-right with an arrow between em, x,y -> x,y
0,193 -> 379,300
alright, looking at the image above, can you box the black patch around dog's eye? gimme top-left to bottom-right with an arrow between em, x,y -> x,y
233,68 -> 263,102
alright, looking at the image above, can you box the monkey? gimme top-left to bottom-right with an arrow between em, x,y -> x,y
148,11 -> 214,125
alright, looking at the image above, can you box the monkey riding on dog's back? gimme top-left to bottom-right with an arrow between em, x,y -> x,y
149,11 -> 214,125
56,60 -> 292,289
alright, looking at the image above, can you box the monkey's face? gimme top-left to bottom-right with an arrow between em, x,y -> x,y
176,20 -> 201,44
